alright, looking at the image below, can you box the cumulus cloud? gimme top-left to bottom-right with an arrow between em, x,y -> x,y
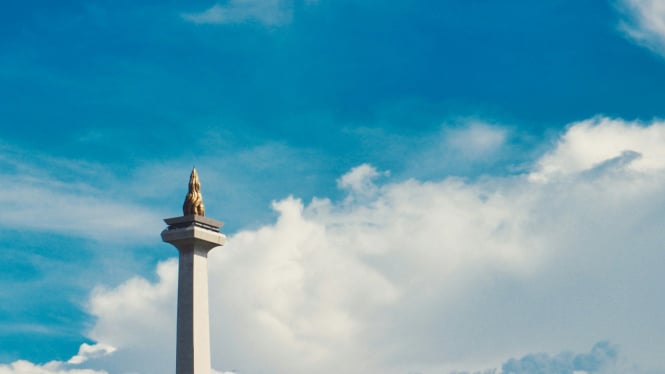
71,117 -> 665,373
617,0 -> 665,57
81,261 -> 178,373
67,344 -> 115,365
531,116 -> 665,181
337,163 -> 389,200
182,0 -> 294,26
337,163 -> 382,191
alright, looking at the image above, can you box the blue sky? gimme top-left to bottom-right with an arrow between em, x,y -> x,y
3,0 -> 665,373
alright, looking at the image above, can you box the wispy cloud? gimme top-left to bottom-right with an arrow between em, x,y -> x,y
443,121 -> 508,161
0,144 -> 162,243
372,117 -> 523,179
182,0 -> 294,26
617,0 -> 665,58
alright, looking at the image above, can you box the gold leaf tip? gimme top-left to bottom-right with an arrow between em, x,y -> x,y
183,167 -> 205,216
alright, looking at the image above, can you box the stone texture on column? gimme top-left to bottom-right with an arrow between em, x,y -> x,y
162,215 -> 226,374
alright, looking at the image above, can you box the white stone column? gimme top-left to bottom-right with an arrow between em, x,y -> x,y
162,215 -> 226,374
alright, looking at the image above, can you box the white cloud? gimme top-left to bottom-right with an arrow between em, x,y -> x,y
67,344 -> 115,365
531,116 -> 665,181
617,0 -> 665,57
182,0 -> 293,26
337,163 -> 389,199
87,260 -> 178,347
51,117 -> 665,373
337,163 -> 381,191
0,360 -> 106,374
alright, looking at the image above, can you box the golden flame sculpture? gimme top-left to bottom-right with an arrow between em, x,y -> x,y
183,168 -> 205,216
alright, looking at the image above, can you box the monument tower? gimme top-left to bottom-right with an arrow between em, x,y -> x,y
162,168 -> 226,374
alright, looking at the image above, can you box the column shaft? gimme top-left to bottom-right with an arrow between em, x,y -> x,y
162,215 -> 225,374
176,246 -> 211,374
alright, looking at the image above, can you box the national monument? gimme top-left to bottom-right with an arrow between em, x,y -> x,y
161,168 -> 226,374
